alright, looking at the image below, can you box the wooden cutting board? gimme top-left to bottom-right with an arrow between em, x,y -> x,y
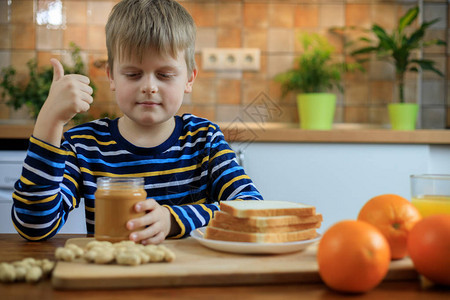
51,237 -> 417,290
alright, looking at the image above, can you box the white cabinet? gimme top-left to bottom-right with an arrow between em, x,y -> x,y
231,142 -> 450,232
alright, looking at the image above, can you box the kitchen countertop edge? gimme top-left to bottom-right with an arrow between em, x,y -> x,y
1,122 -> 450,144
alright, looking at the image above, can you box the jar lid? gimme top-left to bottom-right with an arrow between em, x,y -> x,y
97,177 -> 144,189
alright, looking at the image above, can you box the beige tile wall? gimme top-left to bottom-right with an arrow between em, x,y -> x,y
0,0 -> 448,128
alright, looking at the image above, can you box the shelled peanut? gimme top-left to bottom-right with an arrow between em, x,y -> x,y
0,258 -> 55,283
54,240 -> 176,266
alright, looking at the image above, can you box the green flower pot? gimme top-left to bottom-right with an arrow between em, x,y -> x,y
388,103 -> 418,130
297,93 -> 336,130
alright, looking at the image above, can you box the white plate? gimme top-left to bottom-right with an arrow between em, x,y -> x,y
190,227 -> 321,254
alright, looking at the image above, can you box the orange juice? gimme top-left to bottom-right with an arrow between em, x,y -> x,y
411,195 -> 450,218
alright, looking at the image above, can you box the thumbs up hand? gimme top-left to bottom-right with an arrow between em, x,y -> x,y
51,57 -> 65,82
33,58 -> 94,146
42,58 -> 94,124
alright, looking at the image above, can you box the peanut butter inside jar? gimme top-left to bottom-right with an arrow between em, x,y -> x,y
94,177 -> 147,242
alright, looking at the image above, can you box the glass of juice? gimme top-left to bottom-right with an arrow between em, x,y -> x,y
410,174 -> 450,217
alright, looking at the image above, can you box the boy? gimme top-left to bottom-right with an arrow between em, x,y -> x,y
12,0 -> 262,244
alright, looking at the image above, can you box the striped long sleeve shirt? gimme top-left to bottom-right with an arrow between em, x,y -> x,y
11,114 -> 263,241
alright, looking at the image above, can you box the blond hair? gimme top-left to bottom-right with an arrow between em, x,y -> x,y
106,0 -> 196,74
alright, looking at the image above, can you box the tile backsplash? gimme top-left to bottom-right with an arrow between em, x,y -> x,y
0,0 -> 448,128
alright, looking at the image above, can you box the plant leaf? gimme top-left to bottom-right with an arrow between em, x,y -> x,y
411,59 -> 444,77
372,25 -> 389,41
351,46 -> 379,55
408,18 -> 441,45
398,6 -> 418,33
275,32 -> 361,94
372,25 -> 396,50
358,37 -> 373,43
422,39 -> 447,47
0,42 -> 95,118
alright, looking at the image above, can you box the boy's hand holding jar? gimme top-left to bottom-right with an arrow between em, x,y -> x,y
95,177 -> 179,245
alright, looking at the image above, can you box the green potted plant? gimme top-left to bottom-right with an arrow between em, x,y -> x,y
275,32 -> 360,130
1,42 -> 95,122
350,6 -> 446,130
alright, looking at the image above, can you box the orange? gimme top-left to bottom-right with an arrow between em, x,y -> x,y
357,194 -> 421,259
317,220 -> 391,293
407,214 -> 450,286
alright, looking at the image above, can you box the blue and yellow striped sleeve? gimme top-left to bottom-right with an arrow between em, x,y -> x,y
164,203 -> 219,238
11,136 -> 82,241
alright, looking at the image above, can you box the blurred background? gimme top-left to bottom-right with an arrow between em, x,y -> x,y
0,0 -> 448,128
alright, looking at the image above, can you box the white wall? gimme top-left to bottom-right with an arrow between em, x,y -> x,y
429,145 -> 450,173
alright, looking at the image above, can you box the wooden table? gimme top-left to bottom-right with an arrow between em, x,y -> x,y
0,234 -> 449,299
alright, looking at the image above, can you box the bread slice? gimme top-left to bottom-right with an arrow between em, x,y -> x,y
204,226 -> 318,243
210,219 -> 321,233
211,211 -> 322,233
220,200 -> 316,218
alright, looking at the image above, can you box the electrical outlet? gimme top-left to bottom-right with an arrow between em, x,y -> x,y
202,48 -> 261,71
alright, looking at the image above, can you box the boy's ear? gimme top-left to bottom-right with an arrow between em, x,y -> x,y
184,68 -> 198,94
106,63 -> 116,91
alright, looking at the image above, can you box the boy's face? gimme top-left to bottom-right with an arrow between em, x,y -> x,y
107,48 -> 196,127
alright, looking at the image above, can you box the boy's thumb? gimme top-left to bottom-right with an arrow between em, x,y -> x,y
50,58 -> 64,82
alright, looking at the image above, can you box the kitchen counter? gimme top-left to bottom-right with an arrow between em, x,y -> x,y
217,122 -> 450,144
0,234 -> 449,299
1,121 -> 450,144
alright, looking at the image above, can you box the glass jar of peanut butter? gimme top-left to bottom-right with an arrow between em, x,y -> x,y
94,177 -> 147,242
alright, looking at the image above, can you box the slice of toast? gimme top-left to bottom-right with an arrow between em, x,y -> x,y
204,226 -> 318,243
220,200 -> 316,218
211,211 -> 322,233
209,218 -> 321,233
